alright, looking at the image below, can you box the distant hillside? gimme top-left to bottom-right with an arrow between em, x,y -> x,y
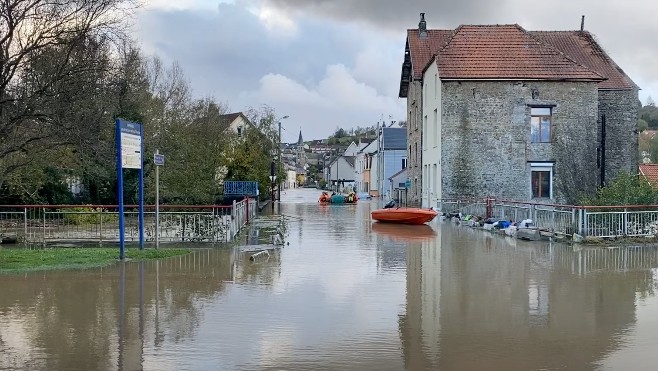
325,122 -> 406,145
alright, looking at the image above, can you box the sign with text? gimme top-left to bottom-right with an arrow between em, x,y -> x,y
115,118 -> 145,259
154,153 -> 165,166
224,181 -> 259,197
119,120 -> 142,169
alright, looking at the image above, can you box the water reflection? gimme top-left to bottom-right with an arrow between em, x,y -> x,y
400,226 -> 658,371
0,249 -> 241,371
0,189 -> 657,370
371,222 -> 437,242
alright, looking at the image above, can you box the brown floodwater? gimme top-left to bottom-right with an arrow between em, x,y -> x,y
1,188 -> 658,370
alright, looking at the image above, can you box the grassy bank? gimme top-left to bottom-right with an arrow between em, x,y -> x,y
0,248 -> 190,274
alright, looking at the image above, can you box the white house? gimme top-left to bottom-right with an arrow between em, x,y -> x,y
421,62 -> 441,208
285,168 -> 297,189
326,155 -> 355,192
219,112 -> 253,137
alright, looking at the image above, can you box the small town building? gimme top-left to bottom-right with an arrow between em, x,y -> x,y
399,14 -> 639,207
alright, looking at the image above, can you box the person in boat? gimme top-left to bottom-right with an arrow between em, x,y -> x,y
319,191 -> 330,203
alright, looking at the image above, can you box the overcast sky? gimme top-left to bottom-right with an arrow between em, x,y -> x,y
134,0 -> 658,143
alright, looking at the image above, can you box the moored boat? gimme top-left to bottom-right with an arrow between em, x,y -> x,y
371,207 -> 438,225
319,191 -> 358,204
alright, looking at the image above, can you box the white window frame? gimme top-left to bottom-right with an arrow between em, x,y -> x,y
530,107 -> 552,143
530,162 -> 553,199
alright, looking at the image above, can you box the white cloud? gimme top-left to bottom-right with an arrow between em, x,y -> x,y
253,3 -> 298,36
240,64 -> 405,142
252,74 -> 329,107
136,0 -> 657,146
142,0 -> 224,11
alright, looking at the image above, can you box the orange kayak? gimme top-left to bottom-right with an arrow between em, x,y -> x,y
371,207 -> 438,225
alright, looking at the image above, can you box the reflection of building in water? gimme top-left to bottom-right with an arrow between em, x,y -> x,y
399,236 -> 442,370
400,224 -> 658,370
376,239 -> 407,272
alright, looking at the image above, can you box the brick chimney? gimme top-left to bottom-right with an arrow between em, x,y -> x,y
419,13 -> 427,38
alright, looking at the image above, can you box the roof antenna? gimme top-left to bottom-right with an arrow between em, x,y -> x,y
580,15 -> 585,32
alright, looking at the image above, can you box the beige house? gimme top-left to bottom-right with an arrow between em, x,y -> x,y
219,112 -> 253,138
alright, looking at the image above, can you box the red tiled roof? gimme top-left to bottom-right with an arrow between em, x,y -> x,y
407,29 -> 453,80
531,31 -> 637,90
434,25 -> 605,81
639,164 -> 658,188
400,24 -> 637,92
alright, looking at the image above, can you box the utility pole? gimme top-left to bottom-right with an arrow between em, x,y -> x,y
155,151 -> 159,249
333,148 -> 339,193
153,149 -> 165,249
275,115 -> 288,199
278,120 -> 282,201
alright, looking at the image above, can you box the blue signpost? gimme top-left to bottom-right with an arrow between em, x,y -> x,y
116,119 -> 145,259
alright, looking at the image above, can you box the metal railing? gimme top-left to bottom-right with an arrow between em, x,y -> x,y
436,198 -> 658,239
0,198 -> 258,244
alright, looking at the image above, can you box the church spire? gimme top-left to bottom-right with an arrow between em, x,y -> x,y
297,129 -> 304,145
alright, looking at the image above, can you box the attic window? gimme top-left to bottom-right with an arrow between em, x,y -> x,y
237,126 -> 243,137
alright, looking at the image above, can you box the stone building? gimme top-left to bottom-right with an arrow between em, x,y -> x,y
399,15 -> 639,206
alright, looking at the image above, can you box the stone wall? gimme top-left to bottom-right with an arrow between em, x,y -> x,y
598,89 -> 640,185
406,79 -> 423,205
440,81 -> 600,203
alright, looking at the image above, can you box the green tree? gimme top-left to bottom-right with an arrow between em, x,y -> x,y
155,99 -> 229,204
0,0 -> 132,186
225,106 -> 281,200
580,172 -> 658,206
334,128 -> 347,138
650,137 -> 658,164
640,104 -> 658,128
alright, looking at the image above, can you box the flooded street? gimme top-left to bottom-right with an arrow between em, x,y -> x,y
2,188 -> 658,370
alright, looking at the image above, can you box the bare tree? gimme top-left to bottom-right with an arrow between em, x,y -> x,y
0,0 -> 135,184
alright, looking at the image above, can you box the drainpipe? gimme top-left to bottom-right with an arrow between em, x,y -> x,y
600,114 -> 606,187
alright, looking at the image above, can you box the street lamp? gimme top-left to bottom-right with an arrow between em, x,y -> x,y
270,160 -> 276,210
277,115 -> 289,201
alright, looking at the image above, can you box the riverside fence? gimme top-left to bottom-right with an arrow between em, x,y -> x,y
0,198 -> 258,245
438,198 -> 658,239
